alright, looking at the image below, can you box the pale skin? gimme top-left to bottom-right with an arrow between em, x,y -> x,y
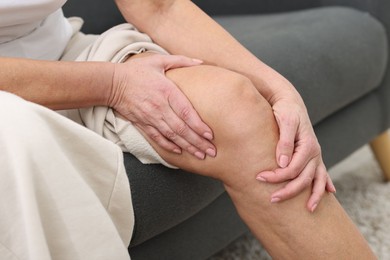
116,0 -> 337,208
0,0 -> 376,258
125,53 -> 376,259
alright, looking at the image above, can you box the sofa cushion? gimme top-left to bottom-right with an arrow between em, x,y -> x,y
215,6 -> 388,124
123,152 -> 224,246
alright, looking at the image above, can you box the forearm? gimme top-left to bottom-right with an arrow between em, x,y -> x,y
116,0 -> 301,103
0,57 -> 114,110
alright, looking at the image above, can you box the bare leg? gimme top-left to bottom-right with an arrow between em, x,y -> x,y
129,53 -> 375,259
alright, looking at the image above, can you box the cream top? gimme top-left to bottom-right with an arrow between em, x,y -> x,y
0,0 -> 72,60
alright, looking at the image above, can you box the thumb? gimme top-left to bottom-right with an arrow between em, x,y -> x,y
275,113 -> 298,168
161,54 -> 203,70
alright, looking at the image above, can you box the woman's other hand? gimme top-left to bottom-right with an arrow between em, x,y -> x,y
256,81 -> 336,212
110,53 -> 216,159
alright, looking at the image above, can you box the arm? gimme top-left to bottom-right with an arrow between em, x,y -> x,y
116,0 -> 336,209
115,0 -> 284,101
0,55 -> 215,158
0,57 -> 114,110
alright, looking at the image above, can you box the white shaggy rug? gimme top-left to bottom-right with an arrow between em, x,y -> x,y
210,145 -> 390,259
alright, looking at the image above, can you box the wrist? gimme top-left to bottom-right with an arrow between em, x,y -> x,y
107,62 -> 126,111
92,61 -> 117,108
234,57 -> 299,103
61,61 -> 116,108
251,66 -> 303,105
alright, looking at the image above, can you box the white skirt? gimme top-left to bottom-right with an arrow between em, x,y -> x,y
0,17 -> 175,260
0,91 -> 132,260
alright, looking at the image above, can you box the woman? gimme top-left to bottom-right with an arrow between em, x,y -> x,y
0,0 -> 375,259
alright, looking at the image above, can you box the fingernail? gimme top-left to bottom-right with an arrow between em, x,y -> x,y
271,197 -> 281,203
173,148 -> 181,154
256,175 -> 267,182
310,203 -> 318,213
194,151 -> 205,160
203,132 -> 213,140
206,148 -> 216,157
328,183 -> 337,193
279,155 -> 289,168
192,58 -> 203,63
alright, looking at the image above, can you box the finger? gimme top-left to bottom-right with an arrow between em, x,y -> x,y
274,113 -> 298,168
146,115 -> 209,160
160,55 -> 203,70
158,55 -> 214,142
256,167 -> 299,183
306,164 -> 328,212
270,159 -> 317,203
162,106 -> 216,158
137,123 -> 182,154
326,174 -> 337,193
256,145 -> 312,183
166,83 -> 216,154
168,87 -> 214,140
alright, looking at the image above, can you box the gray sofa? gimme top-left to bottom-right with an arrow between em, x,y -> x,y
63,0 -> 390,259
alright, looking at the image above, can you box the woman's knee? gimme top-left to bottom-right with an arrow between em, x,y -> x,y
168,65 -> 276,130
168,65 -> 278,144
165,66 -> 279,183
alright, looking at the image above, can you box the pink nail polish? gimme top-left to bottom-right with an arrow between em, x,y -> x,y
194,151 -> 205,160
203,132 -> 213,140
310,203 -> 318,213
279,155 -> 289,168
192,58 -> 203,63
271,197 -> 281,203
256,175 -> 267,182
206,148 -> 216,157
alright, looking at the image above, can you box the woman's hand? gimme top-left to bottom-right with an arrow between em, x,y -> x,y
109,53 -> 216,159
256,83 -> 336,212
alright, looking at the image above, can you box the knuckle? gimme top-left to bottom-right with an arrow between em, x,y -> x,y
175,122 -> 189,136
283,188 -> 296,198
306,136 -> 321,154
164,129 -> 177,140
280,139 -> 294,149
179,106 -> 191,121
287,171 -> 297,180
281,113 -> 299,126
150,132 -> 162,142
287,168 -> 300,179
320,172 -> 329,183
302,176 -> 313,187
149,101 -> 162,111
